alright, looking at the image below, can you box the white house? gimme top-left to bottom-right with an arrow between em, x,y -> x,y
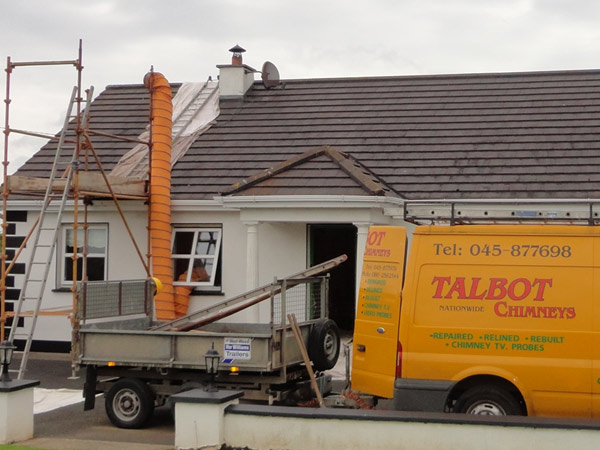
5,47 -> 600,351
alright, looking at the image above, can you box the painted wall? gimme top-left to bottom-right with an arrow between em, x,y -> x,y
6,202 -> 150,342
6,199 -> 407,346
172,397 -> 600,450
224,409 -> 600,450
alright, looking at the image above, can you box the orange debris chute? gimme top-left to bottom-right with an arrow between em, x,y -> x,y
146,71 -> 176,321
174,265 -> 209,316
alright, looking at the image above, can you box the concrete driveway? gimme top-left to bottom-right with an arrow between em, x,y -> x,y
14,352 -> 175,450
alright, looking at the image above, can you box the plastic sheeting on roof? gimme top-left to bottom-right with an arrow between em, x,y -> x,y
110,80 -> 219,179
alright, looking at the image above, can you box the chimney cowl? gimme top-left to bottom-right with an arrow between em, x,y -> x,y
229,44 -> 246,66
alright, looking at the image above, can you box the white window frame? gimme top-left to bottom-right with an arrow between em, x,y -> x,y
172,226 -> 222,288
59,224 -> 108,287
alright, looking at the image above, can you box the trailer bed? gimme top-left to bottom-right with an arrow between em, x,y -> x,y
76,319 -> 312,373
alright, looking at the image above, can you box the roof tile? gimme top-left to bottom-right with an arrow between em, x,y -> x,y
16,70 -> 600,199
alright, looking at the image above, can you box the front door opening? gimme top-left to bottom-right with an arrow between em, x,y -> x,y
309,224 -> 356,331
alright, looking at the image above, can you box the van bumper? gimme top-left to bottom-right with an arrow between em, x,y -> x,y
393,378 -> 454,412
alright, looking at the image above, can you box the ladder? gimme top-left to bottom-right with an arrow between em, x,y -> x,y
151,254 -> 347,332
170,79 -> 218,138
403,199 -> 600,225
8,86 -> 93,379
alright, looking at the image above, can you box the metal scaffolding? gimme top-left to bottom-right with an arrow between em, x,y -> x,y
1,40 -> 153,378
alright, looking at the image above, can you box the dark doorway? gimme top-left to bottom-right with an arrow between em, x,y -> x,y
309,224 -> 357,331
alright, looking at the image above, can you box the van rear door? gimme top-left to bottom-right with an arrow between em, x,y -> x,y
352,226 -> 406,398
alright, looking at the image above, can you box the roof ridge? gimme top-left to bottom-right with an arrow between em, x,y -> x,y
104,82 -> 183,89
221,146 -> 396,197
254,68 -> 600,86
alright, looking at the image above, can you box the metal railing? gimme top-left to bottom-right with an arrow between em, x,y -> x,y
77,275 -> 329,326
271,276 -> 329,325
403,199 -> 600,225
77,279 -> 155,321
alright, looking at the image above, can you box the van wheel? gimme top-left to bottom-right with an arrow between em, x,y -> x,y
308,319 -> 340,371
454,385 -> 523,416
105,378 -> 155,429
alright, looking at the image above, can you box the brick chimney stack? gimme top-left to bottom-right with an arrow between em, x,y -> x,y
217,45 -> 256,98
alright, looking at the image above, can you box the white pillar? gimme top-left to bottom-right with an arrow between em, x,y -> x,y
245,221 -> 260,322
171,389 -> 243,449
0,380 -> 39,444
354,222 -> 371,313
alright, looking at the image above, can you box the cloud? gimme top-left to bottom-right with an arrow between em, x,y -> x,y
2,0 -> 600,170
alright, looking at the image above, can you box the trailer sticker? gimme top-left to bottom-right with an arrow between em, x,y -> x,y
223,337 -> 252,363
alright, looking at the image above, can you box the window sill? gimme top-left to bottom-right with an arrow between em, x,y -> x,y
190,289 -> 225,296
52,287 -> 74,293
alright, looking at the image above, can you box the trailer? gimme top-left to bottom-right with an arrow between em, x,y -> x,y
74,257 -> 345,428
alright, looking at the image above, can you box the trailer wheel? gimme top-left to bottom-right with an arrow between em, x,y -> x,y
105,378 -> 155,429
308,319 -> 340,371
454,384 -> 523,416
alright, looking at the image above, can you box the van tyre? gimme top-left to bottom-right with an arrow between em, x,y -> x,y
105,378 -> 155,429
308,319 -> 340,371
454,385 -> 523,416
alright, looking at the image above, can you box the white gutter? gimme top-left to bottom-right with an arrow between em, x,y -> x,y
218,194 -> 406,209
6,195 -> 403,213
11,195 -> 600,218
5,198 -> 227,213
218,194 -> 600,208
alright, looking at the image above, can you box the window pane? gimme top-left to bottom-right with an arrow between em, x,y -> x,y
174,258 -> 191,282
172,232 -> 194,255
64,257 -> 84,281
87,257 -> 105,281
195,231 -> 218,256
65,257 -> 105,281
65,229 -> 84,254
65,229 -> 105,254
64,257 -> 74,281
87,229 -> 106,253
191,259 -> 211,281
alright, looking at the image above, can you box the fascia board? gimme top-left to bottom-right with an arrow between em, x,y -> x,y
218,195 -> 405,209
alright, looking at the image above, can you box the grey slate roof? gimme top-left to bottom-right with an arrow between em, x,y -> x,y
15,69 -> 600,200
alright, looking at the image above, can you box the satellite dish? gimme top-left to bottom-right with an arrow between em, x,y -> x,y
261,61 -> 280,88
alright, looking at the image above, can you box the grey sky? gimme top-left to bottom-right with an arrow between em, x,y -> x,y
2,0 -> 600,171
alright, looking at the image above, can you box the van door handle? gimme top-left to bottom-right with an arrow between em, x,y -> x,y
357,345 -> 366,352
377,327 -> 386,334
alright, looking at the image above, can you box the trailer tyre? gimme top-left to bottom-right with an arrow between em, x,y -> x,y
105,378 -> 155,429
308,319 -> 340,371
454,384 -> 523,416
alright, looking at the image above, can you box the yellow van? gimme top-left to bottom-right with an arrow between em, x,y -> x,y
352,224 -> 600,418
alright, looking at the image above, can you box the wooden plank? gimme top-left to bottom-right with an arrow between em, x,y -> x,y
6,175 -> 66,193
78,172 -> 147,197
288,313 -> 323,407
6,173 -> 147,197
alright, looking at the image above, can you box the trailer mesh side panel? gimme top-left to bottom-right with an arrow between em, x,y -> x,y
272,277 -> 326,324
77,279 -> 153,320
